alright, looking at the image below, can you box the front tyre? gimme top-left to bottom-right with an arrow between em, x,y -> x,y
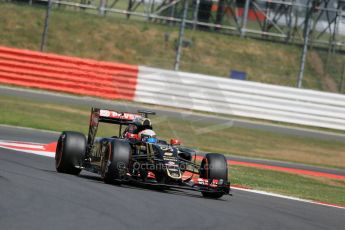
55,131 -> 86,175
199,153 -> 228,199
103,139 -> 131,185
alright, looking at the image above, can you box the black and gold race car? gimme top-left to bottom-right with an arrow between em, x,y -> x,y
55,108 -> 230,198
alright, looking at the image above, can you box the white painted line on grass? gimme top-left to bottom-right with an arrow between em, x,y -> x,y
232,186 -> 345,210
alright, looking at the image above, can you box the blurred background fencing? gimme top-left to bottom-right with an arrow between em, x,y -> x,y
1,0 -> 345,93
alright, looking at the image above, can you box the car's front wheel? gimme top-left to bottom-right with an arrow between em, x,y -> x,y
55,131 -> 86,175
199,153 -> 228,199
103,139 -> 131,184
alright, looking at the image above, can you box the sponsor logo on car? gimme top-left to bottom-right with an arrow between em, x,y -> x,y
164,152 -> 173,156
100,110 -> 141,120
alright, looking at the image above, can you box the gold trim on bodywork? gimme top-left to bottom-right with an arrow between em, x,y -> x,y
166,168 -> 182,179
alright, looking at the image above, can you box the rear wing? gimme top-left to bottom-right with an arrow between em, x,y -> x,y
98,108 -> 143,125
86,108 -> 144,155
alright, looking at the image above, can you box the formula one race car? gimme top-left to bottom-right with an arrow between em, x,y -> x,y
55,108 -> 230,198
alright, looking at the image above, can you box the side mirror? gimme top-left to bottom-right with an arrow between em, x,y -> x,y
170,138 -> 181,145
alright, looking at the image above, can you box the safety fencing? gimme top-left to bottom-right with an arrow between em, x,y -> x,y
1,46 -> 345,131
0,46 -> 138,100
135,67 -> 345,131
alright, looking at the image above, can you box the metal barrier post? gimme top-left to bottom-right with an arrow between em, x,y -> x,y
241,0 -> 250,37
297,0 -> 312,88
193,0 -> 200,30
99,0 -> 106,16
40,0 -> 53,52
174,0 -> 188,71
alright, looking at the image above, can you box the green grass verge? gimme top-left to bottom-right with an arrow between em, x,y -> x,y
232,165 -> 345,205
0,2 -> 337,91
1,94 -> 345,205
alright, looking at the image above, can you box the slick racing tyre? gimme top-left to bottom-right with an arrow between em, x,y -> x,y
55,131 -> 86,175
103,139 -> 131,185
199,153 -> 228,199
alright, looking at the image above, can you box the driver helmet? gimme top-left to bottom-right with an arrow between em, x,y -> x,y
138,129 -> 157,143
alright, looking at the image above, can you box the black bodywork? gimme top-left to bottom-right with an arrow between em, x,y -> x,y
71,108 -> 230,196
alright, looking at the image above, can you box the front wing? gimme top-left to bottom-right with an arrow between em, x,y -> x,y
117,173 -> 231,195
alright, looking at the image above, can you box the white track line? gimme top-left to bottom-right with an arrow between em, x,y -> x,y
0,139 -> 45,144
0,141 -> 45,149
0,146 -> 55,157
232,186 -> 345,210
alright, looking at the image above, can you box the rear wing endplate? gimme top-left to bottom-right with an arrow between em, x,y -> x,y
86,108 -> 143,156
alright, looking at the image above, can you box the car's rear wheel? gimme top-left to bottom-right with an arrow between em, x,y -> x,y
103,139 -> 131,184
55,131 -> 86,175
199,153 -> 228,199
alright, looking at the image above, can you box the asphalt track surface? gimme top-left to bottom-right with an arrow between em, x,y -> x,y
0,126 -> 344,230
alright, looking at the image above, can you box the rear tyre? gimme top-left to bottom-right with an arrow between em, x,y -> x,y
55,131 -> 86,175
199,153 -> 228,199
103,139 -> 131,185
